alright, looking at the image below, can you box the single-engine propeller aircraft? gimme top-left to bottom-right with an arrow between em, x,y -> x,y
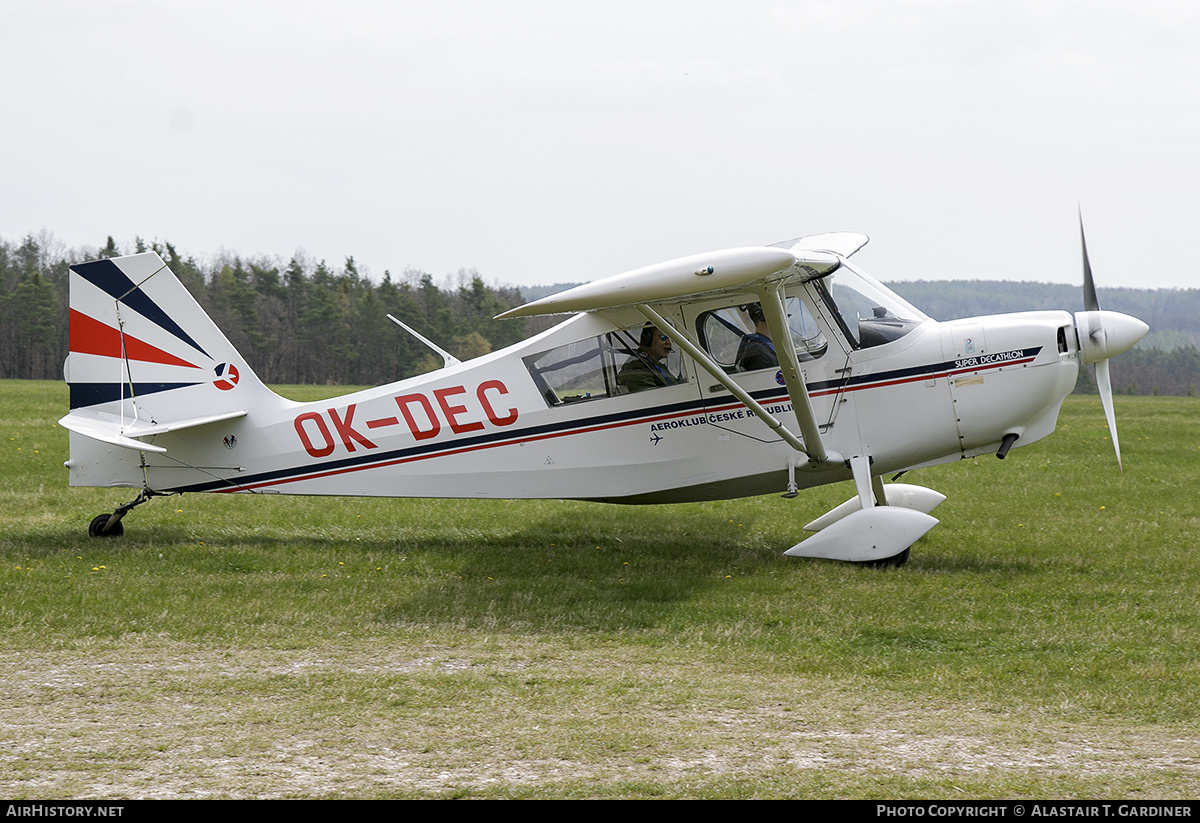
60,221 -> 1147,566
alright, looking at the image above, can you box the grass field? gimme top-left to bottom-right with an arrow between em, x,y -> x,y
2,380 -> 1199,799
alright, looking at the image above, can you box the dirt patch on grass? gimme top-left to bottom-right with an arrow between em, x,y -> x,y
2,643 -> 1196,798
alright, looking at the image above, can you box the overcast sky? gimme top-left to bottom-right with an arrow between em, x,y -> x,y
3,1 -> 1197,293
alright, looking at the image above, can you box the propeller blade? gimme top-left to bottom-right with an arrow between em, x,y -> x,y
1079,208 -> 1100,312
1076,208 -> 1143,471
1095,358 -> 1122,472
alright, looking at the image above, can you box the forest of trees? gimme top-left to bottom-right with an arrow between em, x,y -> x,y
0,233 -> 533,386
890,280 -> 1200,396
2,232 -> 1197,395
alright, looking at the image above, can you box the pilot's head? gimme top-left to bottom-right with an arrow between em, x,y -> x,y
639,325 -> 673,362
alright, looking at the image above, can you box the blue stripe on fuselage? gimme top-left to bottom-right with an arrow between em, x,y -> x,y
159,346 -> 1043,493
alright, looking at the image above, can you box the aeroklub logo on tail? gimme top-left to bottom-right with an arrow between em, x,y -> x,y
213,363 -> 240,391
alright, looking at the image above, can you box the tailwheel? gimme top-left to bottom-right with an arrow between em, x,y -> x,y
88,514 -> 124,538
86,488 -> 156,538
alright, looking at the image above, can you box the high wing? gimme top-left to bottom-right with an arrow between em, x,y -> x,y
774,232 -> 870,258
499,233 -> 871,465
498,246 -> 841,318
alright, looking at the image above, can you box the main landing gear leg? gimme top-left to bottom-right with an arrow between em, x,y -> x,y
88,488 -> 155,538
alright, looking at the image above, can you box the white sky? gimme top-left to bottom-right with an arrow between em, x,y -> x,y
3,0 -> 1197,291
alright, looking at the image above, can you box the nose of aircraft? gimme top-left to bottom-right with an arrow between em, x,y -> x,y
1074,309 -> 1150,365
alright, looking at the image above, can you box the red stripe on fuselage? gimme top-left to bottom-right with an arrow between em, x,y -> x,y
211,355 -> 1038,493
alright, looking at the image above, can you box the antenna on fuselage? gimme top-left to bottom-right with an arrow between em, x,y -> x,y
387,314 -> 461,368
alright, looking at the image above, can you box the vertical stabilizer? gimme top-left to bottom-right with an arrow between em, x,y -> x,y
61,252 -> 286,486
64,252 -> 280,417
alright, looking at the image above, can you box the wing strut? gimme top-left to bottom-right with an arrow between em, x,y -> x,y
631,304 -> 833,464
758,284 -> 829,463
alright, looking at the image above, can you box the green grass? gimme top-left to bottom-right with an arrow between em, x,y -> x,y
2,381 -> 1199,798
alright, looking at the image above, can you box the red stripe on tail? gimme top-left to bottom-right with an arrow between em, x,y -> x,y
69,309 -> 201,369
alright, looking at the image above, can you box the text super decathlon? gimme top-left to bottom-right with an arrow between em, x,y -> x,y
60,224 -> 1146,566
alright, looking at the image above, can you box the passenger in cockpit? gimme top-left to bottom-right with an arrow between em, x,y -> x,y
736,303 -> 778,372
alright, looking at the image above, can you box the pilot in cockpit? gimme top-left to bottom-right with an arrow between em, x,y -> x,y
617,325 -> 685,392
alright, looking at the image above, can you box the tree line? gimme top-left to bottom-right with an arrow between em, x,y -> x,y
1,233 -> 1195,395
0,233 -> 530,386
889,279 -> 1200,397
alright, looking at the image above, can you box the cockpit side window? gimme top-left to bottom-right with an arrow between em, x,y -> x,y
696,297 -> 827,372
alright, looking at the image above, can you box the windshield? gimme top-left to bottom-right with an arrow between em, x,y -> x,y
813,264 -> 928,349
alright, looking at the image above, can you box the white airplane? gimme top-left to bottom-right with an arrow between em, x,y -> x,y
59,224 -> 1147,566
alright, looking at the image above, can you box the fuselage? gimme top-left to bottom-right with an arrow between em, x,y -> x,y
70,261 -> 1082,503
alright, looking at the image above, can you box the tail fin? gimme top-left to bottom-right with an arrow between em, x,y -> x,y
60,252 -> 283,469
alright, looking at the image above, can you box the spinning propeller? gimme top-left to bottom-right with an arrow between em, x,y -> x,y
1073,211 -> 1149,470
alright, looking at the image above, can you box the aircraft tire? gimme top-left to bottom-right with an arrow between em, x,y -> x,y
858,547 -> 909,569
88,514 -> 124,538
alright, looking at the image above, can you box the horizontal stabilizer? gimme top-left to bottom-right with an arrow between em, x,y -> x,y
59,408 -> 247,453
